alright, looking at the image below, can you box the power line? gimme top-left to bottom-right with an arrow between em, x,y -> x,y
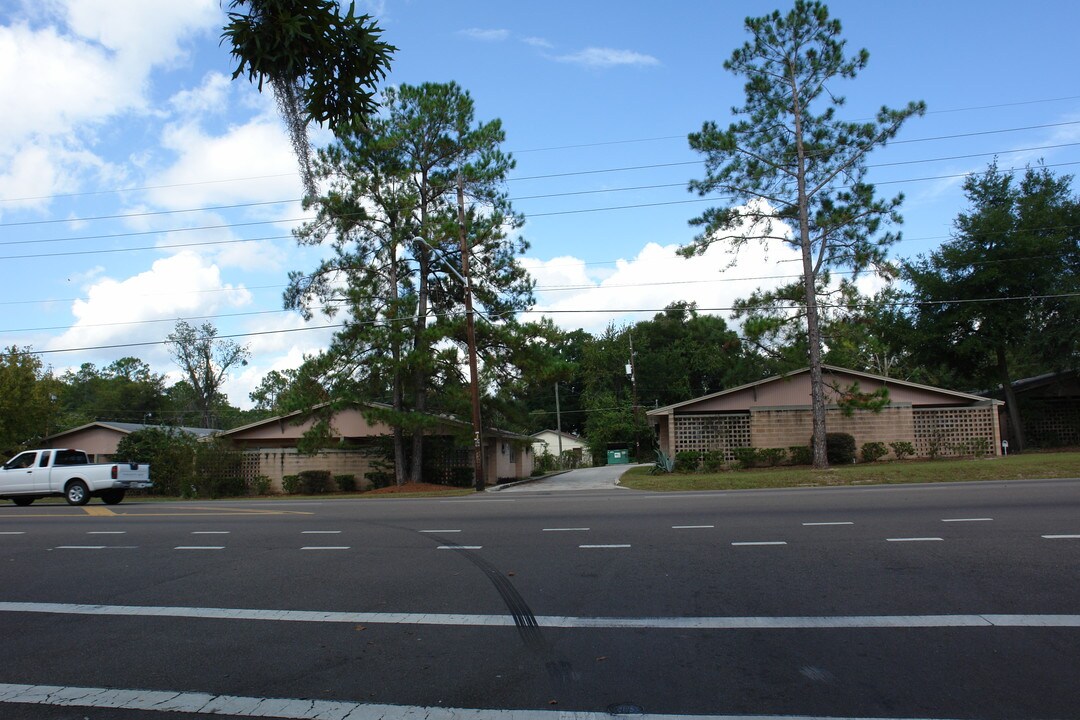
25,292 -> 1080,357
4,117 -> 1078,206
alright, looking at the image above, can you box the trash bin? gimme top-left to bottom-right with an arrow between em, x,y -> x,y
606,449 -> 629,465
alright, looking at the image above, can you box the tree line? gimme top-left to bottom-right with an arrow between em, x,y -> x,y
3,2 -> 1076,468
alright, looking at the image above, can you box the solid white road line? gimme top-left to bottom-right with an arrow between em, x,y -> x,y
886,537 -> 944,542
802,522 -> 853,526
1,602 -> 1079,630
0,681 -> 989,720
672,525 -> 714,529
731,541 -> 787,546
941,518 -> 993,522
542,527 -> 590,531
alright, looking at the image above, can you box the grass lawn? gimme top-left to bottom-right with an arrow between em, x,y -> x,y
619,451 -> 1080,492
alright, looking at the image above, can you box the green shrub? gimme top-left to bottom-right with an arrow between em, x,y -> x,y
824,433 -> 857,465
674,450 -> 702,473
299,470 -> 333,493
249,475 -> 273,495
335,474 -> 356,492
448,467 -> 474,487
758,448 -> 787,467
788,445 -> 813,466
860,441 -> 888,463
889,441 -> 915,460
282,475 -> 301,494
702,450 -> 726,473
732,447 -> 758,469
364,469 -> 393,489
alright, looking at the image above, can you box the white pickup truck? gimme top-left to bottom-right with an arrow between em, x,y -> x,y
0,449 -> 151,506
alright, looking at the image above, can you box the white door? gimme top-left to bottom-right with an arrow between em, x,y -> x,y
0,451 -> 38,494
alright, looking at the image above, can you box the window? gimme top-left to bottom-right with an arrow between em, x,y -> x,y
38,451 -> 51,467
54,450 -> 89,466
5,452 -> 36,470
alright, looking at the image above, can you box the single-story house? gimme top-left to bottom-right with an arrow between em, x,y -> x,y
42,422 -> 217,462
531,429 -> 591,467
991,370 -> 1080,449
218,403 -> 535,491
648,366 -> 1004,461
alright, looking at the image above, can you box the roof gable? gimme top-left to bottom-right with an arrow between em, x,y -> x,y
647,365 -> 1001,415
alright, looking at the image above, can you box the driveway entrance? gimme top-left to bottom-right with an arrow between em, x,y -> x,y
494,464 -> 640,492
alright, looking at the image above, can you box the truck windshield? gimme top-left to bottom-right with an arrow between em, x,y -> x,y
54,450 -> 89,466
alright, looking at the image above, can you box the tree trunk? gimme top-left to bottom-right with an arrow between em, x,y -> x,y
410,186 -> 431,485
996,346 -> 1025,452
388,241 -> 408,486
789,63 -> 828,469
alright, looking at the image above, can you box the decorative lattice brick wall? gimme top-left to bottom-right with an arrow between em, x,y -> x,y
913,407 -> 999,458
1022,399 -> 1080,448
240,449 -> 377,492
673,413 -> 751,460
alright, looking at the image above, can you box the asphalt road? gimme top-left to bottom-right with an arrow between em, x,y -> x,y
1,475 -> 1078,719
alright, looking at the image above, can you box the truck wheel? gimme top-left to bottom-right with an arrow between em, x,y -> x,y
12,497 -> 34,506
100,489 -> 126,505
65,480 -> 90,506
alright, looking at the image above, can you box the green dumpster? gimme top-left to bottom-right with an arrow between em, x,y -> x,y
606,449 -> 629,465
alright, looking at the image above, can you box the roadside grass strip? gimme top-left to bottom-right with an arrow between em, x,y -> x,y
0,681 -> 994,720
1,602 -> 1079,630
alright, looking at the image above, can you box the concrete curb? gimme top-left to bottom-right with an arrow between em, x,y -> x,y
486,470 -> 571,492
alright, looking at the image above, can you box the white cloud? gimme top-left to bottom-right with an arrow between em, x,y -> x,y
458,27 -> 511,42
148,117 -> 303,209
48,251 -> 251,353
522,238 -> 803,334
0,1 -> 221,210
169,72 -> 234,117
522,36 -> 553,49
552,47 -> 659,68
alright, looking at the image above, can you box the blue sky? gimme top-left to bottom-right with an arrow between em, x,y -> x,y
1,0 -> 1078,408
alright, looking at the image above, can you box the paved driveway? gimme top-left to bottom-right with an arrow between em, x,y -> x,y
494,463 -> 643,492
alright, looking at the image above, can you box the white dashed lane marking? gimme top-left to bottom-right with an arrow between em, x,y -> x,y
942,518 -> 993,522
300,546 -> 350,551
174,546 -> 225,551
731,541 -> 787,546
437,546 -> 482,550
300,530 -> 341,534
672,525 -> 714,529
87,531 -> 126,535
579,544 -> 630,549
54,546 -> 106,550
1042,534 -> 1080,539
803,521 -> 853,526
420,530 -> 461,533
0,532 -> 26,535
886,537 -> 943,542
542,527 -> 589,532
192,531 -> 230,535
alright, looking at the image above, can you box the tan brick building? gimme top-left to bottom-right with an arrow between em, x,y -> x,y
220,403 -> 535,491
648,366 -> 1003,461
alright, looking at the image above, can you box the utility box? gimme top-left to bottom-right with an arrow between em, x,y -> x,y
606,449 -> 629,465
